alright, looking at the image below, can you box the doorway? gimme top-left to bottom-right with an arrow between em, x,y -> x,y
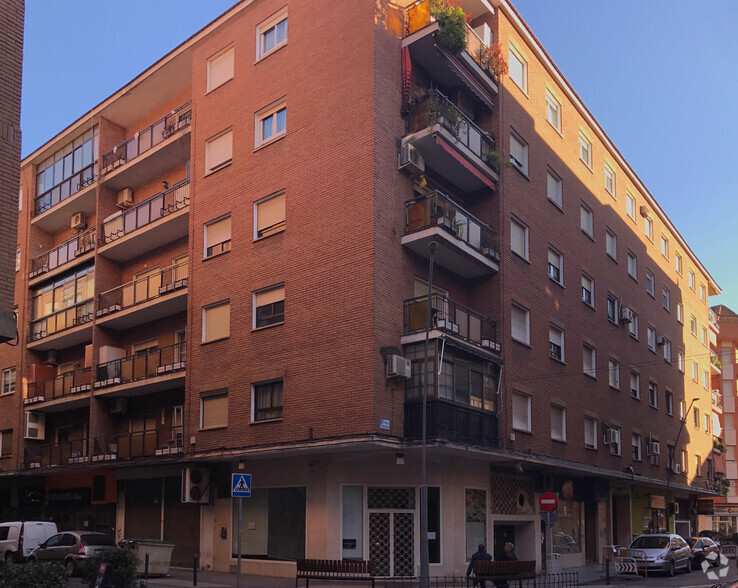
368,512 -> 415,577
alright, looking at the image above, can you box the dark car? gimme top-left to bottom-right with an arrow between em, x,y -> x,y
687,536 -> 720,569
28,531 -> 116,576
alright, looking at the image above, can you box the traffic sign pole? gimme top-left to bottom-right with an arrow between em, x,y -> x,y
237,496 -> 242,588
231,473 -> 251,588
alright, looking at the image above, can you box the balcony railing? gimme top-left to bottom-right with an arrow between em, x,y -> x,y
94,426 -> 183,460
29,228 -> 96,279
100,180 -> 189,245
101,101 -> 192,172
408,91 -> 496,167
405,191 -> 499,262
25,438 -> 89,468
33,162 -> 97,217
404,293 -> 499,352
28,300 -> 94,343
26,367 -> 92,404
97,261 -> 188,317
95,342 -> 186,389
713,390 -> 723,410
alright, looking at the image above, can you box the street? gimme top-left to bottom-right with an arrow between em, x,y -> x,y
588,558 -> 738,588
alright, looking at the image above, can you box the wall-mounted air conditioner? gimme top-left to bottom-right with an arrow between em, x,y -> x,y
647,441 -> 660,456
386,355 -> 411,380
604,428 -> 620,446
672,463 -> 682,475
656,335 -> 666,346
398,143 -> 425,175
117,188 -> 134,208
619,306 -> 634,325
70,213 -> 87,231
639,205 -> 649,218
24,412 -> 46,440
181,467 -> 210,504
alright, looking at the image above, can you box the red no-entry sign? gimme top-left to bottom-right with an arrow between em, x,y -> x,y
539,492 -> 558,512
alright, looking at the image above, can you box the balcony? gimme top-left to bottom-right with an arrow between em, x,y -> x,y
713,390 -> 723,413
403,91 -> 498,193
94,342 -> 186,397
404,0 -> 499,99
96,261 -> 188,330
24,367 -> 92,412
24,438 -> 89,469
402,191 -> 499,277
92,426 -> 183,462
101,101 -> 192,192
31,163 -> 97,232
27,300 -> 94,351
405,398 -> 498,447
29,229 -> 96,285
97,180 -> 189,262
710,308 -> 719,334
711,350 -> 723,374
402,293 -> 500,356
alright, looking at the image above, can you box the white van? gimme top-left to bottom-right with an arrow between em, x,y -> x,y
0,521 -> 58,562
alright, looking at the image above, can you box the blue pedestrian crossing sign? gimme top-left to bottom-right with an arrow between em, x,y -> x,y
231,473 -> 252,498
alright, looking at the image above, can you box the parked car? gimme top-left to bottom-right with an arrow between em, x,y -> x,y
28,531 -> 116,576
0,521 -> 58,563
687,536 -> 721,569
698,529 -> 722,545
627,533 -> 692,576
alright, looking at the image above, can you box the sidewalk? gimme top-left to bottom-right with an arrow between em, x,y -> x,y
139,567 -> 295,587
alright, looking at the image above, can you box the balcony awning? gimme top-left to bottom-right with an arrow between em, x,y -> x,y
436,45 -> 495,110
434,136 -> 496,191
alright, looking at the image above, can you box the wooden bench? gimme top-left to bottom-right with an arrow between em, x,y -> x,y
296,559 -> 376,588
470,560 -> 537,587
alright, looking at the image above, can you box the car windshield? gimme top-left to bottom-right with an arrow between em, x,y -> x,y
631,536 -> 669,549
81,534 -> 116,546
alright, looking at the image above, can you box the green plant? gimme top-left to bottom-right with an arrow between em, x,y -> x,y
714,439 -> 727,453
82,548 -> 139,588
0,561 -> 69,588
482,150 -> 510,173
430,0 -> 468,55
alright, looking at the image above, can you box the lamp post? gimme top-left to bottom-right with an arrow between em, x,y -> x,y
420,241 -> 437,588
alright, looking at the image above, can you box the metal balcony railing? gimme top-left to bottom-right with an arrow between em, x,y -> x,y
97,260 -> 188,317
94,426 -> 183,460
95,342 -> 186,389
29,228 -> 96,279
33,162 -> 97,216
408,90 -> 496,166
404,191 -> 500,262
403,293 -> 499,351
100,180 -> 189,245
28,300 -> 94,343
24,438 -> 89,468
26,367 -> 92,403
712,390 -> 723,410
101,101 -> 192,172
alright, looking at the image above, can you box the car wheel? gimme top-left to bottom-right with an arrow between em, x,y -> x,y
64,559 -> 76,577
685,558 -> 692,573
669,560 -> 676,576
3,552 -> 14,565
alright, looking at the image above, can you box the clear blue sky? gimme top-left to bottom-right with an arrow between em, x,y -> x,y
21,1 -> 738,310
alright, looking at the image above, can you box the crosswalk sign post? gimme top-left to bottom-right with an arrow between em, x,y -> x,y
232,474 -> 252,588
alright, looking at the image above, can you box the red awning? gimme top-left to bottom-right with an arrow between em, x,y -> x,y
434,135 -> 496,191
402,47 -> 412,110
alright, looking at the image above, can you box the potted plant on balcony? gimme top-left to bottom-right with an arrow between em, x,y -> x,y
430,0 -> 469,55
714,439 -> 726,454
479,43 -> 509,79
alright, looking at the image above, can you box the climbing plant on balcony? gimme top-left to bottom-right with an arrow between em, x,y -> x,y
431,0 -> 469,55
480,43 -> 509,79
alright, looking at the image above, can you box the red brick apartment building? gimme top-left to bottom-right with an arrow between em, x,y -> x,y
1,0 -> 722,574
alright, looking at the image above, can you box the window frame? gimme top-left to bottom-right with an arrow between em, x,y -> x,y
584,416 -> 598,450
508,45 -> 528,94
644,216 -> 654,242
204,128 -> 233,175
626,193 -> 636,222
549,325 -> 565,362
550,404 -> 566,442
665,390 -> 674,416
511,303 -> 530,346
581,273 -> 594,307
607,296 -> 618,324
547,247 -> 563,285
583,344 -> 596,379
605,229 -> 617,260
252,379 -> 284,422
545,90 -> 561,133
0,430 -> 11,458
662,287 -> 670,311
608,358 -> 620,390
675,252 -> 682,275
647,326 -> 656,352
206,46 -> 235,93
200,390 -> 228,430
632,433 -> 642,462
254,190 -> 286,240
627,252 -> 637,280
509,130 -> 529,175
604,163 -> 615,197
546,168 -> 563,208
512,391 -> 531,433
1,367 -> 16,396
510,216 -> 529,260
202,300 -> 231,343
580,203 -> 593,238
630,371 -> 640,399
660,235 -> 669,259
255,100 -> 287,148
648,380 -> 658,408
578,132 -> 592,169
256,7 -> 288,61
204,215 -> 232,259
645,270 -> 655,297
253,284 -> 285,330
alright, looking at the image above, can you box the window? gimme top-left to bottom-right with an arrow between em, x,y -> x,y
679,400 -> 686,419
607,296 -> 618,323
583,344 -> 596,378
701,326 -> 708,346
551,405 -> 566,442
700,284 -> 707,303
691,360 -> 698,381
632,433 -> 642,461
695,455 -> 701,477
580,204 -> 593,237
690,315 -> 697,336
509,131 -> 528,174
663,338 -> 671,363
644,216 -> 653,241
547,169 -> 562,208
508,45 -> 527,93
253,380 -> 283,421
627,252 -> 637,280
689,270 -> 695,290
205,129 -> 233,174
201,391 -> 228,429
647,326 -> 656,352
15,248 -> 19,272
584,417 -> 597,449
549,326 -> 564,361
547,248 -> 562,284
510,217 -> 529,260
604,164 -> 615,197
254,285 -> 285,328
662,287 -> 670,311
645,271 -> 655,297
578,132 -> 592,168
626,193 -> 636,221
660,236 -> 669,259
675,252 -> 682,275
0,430 -> 11,458
512,392 -> 531,432
628,312 -> 639,339
630,371 -> 640,399
202,300 -> 230,343
650,438 -> 660,466
207,47 -> 234,92
704,413 -> 710,433
665,391 -> 673,415
255,191 -> 285,238
680,449 -> 687,474
648,381 -> 658,408
608,426 -> 622,456
204,215 -> 231,258
703,369 -> 709,389
676,303 -> 683,323
608,359 -> 620,389
257,9 -> 288,59
605,230 -> 617,260
256,101 -> 287,147
545,90 -> 561,132
693,407 -> 700,429
581,274 -> 594,306
677,349 -> 685,372
1,368 -> 15,395
511,303 -> 530,345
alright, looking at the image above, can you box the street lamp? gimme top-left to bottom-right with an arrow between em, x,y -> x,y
667,396 -> 700,491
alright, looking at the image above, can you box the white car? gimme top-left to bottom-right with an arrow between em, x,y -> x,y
628,533 -> 692,576
0,521 -> 58,563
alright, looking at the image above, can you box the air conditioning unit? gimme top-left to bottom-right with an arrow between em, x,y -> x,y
672,463 -> 682,475
647,441 -> 660,456
70,212 -> 87,230
656,335 -> 666,346
386,355 -> 411,380
639,205 -> 649,218
181,467 -> 210,504
45,350 -> 58,367
117,188 -> 134,208
110,398 -> 128,415
398,143 -> 425,175
619,306 -> 634,325
604,428 -> 620,446
24,412 -> 46,440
